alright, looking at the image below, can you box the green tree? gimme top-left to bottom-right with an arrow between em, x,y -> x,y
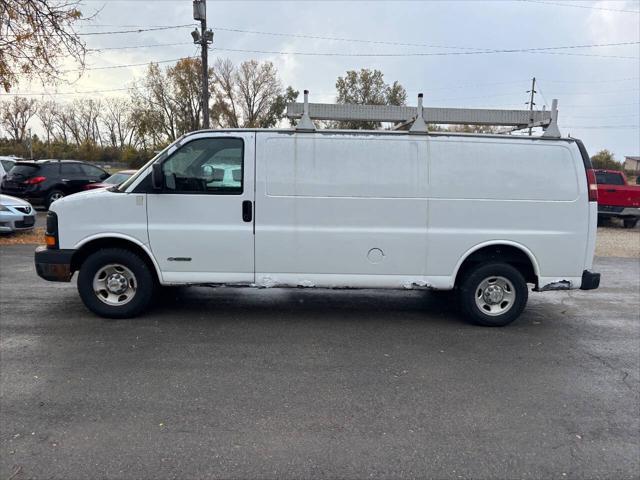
591,149 -> 622,170
334,69 -> 407,129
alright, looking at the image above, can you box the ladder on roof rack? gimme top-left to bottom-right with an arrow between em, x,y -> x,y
286,91 -> 561,138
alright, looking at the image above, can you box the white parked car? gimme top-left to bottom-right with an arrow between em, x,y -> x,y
0,194 -> 35,233
34,127 -> 600,326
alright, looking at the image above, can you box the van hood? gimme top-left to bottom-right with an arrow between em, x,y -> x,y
49,188 -> 118,212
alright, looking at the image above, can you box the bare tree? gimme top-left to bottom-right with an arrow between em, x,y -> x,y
211,58 -> 293,128
38,100 -> 58,146
0,96 -> 37,142
0,0 -> 87,92
75,98 -> 102,145
103,97 -> 136,149
62,102 -> 82,145
51,104 -> 70,143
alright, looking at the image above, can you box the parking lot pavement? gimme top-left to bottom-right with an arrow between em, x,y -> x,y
35,211 -> 46,229
1,245 -> 638,479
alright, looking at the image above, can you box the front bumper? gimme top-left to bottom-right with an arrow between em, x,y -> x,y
0,216 -> 35,233
34,246 -> 75,282
580,270 -> 600,291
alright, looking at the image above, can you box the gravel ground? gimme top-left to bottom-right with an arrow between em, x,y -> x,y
596,227 -> 640,258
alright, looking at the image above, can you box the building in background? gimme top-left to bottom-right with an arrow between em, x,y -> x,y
624,156 -> 640,174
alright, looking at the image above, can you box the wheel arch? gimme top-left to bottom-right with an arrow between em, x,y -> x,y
453,241 -> 540,287
71,234 -> 162,283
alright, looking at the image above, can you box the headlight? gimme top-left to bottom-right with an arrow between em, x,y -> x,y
0,204 -> 9,211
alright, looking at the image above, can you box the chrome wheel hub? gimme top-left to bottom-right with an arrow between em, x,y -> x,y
475,276 -> 516,316
106,273 -> 129,294
93,264 -> 137,306
483,284 -> 505,304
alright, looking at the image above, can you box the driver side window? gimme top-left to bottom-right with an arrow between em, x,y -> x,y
162,137 -> 244,194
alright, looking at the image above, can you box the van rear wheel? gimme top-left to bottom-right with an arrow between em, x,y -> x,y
77,248 -> 155,318
459,262 -> 528,327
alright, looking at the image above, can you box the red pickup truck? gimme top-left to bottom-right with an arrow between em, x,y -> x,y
595,169 -> 640,228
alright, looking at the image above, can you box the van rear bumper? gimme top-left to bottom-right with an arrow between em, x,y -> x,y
34,246 -> 74,282
580,270 -> 600,290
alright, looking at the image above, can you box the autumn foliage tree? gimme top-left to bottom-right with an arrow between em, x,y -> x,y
0,0 -> 87,92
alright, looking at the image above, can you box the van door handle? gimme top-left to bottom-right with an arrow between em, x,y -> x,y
606,189 -> 617,192
242,200 -> 252,222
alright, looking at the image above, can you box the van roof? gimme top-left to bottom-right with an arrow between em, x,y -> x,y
181,128 -> 575,143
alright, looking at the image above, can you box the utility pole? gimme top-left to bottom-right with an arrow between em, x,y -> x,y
28,128 -> 33,159
192,0 -> 214,129
526,77 -> 536,136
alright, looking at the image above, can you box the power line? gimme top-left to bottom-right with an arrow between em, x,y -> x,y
564,112 -> 640,119
209,45 -> 639,59
76,24 -> 196,36
211,25 -> 639,52
64,40 -> 640,73
561,102 -> 640,108
0,88 -> 130,97
88,42 -> 192,52
82,41 -> 638,59
3,24 -> 196,38
518,0 -> 640,14
562,125 -> 640,129
542,77 -> 640,84
62,57 -> 198,73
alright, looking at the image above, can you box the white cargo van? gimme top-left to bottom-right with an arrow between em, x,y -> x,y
34,99 -> 600,326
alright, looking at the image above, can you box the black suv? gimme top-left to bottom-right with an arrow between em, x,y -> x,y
0,160 -> 109,209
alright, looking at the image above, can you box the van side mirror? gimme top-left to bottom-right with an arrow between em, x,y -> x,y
151,163 -> 163,190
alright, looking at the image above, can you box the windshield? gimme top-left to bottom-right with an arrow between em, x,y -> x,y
104,172 -> 132,185
116,142 -> 174,192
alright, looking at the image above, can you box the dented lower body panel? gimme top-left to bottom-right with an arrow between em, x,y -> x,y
251,273 -> 443,290
535,270 -> 600,292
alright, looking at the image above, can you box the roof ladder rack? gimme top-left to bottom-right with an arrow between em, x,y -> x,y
288,91 -> 561,137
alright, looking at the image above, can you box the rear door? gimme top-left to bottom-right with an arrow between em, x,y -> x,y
146,132 -> 255,284
80,164 -> 109,185
596,171 -> 630,207
60,163 -> 91,192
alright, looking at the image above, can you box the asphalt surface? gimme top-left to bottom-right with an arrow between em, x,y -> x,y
1,245 -> 638,479
34,211 -> 46,229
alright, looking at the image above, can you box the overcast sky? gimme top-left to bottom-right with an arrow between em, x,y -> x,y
12,0 -> 640,158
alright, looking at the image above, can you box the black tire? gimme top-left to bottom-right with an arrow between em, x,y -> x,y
77,248 -> 155,318
45,189 -> 65,209
623,218 -> 638,229
458,262 -> 528,327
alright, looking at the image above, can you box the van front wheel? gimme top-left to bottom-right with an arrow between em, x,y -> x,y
459,262 -> 528,327
77,248 -> 155,318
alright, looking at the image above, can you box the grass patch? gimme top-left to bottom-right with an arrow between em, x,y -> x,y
0,227 -> 44,245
